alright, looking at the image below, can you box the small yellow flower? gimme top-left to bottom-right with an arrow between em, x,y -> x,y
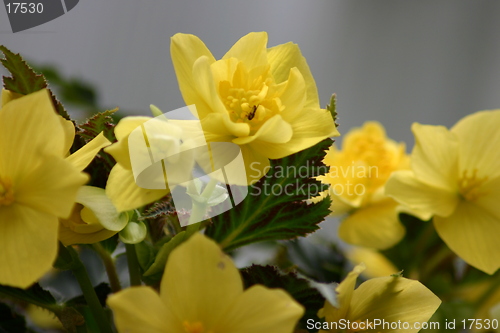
316,122 -> 409,249
59,186 -> 127,245
108,234 -> 304,333
318,264 -> 441,333
171,32 -> 339,184
386,110 -> 500,274
0,89 -> 88,288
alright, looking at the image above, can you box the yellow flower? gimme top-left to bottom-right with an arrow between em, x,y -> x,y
0,89 -> 88,288
317,264 -> 441,333
385,111 -> 500,274
171,32 -> 339,184
59,186 -> 127,245
108,234 -> 304,333
316,122 -> 409,249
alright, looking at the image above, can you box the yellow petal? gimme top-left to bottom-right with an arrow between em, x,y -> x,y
434,201 -> 500,274
240,145 -> 271,184
1,88 -> 23,106
338,200 -> 405,250
451,110 -> 500,179
278,67 -> 307,123
192,55 -> 227,115
16,155 -> 88,219
248,108 -> 338,160
0,89 -> 67,178
217,285 -> 304,333
320,264 -> 365,323
411,123 -> 459,189
160,234 -> 243,329
267,42 -> 320,109
67,132 -> 111,171
222,32 -> 268,70
59,117 -> 75,157
171,33 -> 217,119
105,117 -> 150,170
0,204 -> 58,288
107,286 -> 181,333
475,176 -> 500,220
106,164 -> 168,213
347,247 -> 399,278
233,114 -> 293,145
385,170 -> 459,219
348,276 -> 441,333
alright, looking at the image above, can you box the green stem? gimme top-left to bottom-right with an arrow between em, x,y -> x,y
125,243 -> 141,286
420,244 -> 454,282
67,246 -> 113,333
92,243 -> 121,293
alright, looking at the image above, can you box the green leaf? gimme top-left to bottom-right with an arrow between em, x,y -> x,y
135,241 -> 156,272
205,139 -> 333,251
0,283 -> 56,310
143,231 -> 186,277
240,265 -> 324,330
326,93 -> 338,127
0,45 -> 46,95
0,46 -> 72,121
77,108 -> 118,143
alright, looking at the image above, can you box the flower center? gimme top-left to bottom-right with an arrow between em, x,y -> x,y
0,177 -> 14,206
217,62 -> 284,134
458,169 -> 488,201
183,321 -> 212,333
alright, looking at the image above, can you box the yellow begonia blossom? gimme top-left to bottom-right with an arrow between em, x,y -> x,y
108,234 -> 304,333
170,32 -> 339,184
0,89 -> 89,288
59,186 -> 127,245
317,264 -> 441,333
316,122 -> 409,249
386,110 -> 500,274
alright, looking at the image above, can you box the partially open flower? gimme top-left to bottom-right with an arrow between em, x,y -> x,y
316,122 -> 409,249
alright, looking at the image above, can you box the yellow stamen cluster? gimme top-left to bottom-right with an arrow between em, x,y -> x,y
0,177 -> 14,206
218,63 -> 284,133
458,169 -> 488,202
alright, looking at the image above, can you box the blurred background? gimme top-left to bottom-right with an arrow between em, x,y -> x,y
2,0 -> 500,146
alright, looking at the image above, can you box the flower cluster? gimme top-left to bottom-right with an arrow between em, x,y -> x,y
0,31 -> 498,333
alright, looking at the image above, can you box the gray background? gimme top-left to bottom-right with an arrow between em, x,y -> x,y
1,0 -> 500,146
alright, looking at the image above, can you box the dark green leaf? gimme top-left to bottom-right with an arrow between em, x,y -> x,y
240,265 -> 324,330
0,45 -> 46,95
77,108 -> 118,143
135,241 -> 156,272
0,284 -> 56,309
205,139 -> 333,251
